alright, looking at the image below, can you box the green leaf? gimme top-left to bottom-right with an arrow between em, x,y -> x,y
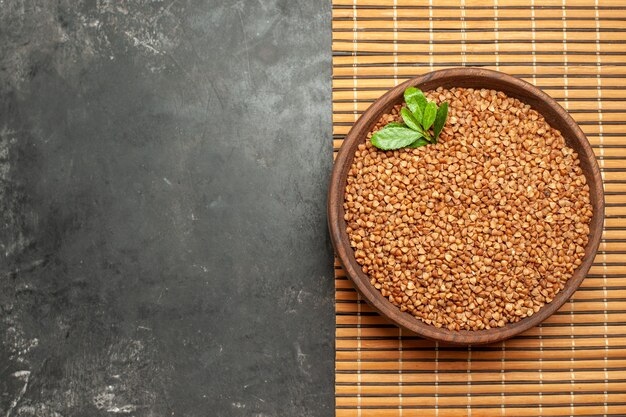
412,104 -> 423,123
433,102 -> 448,141
407,138 -> 430,148
422,101 -> 437,130
404,87 -> 427,117
400,108 -> 422,132
383,122 -> 406,129
371,127 -> 422,150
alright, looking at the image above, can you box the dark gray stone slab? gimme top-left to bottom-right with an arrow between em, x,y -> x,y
0,1 -> 333,416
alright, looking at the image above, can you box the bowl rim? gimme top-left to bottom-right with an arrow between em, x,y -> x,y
327,67 -> 605,345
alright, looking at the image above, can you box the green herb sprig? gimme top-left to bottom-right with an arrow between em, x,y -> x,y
371,87 -> 449,151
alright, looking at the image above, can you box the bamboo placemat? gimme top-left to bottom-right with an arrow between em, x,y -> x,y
332,1 -> 626,415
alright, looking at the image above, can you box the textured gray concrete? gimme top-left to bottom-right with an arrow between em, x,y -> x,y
0,1 -> 333,416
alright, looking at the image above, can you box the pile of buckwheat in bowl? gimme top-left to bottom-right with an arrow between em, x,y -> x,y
343,86 -> 593,331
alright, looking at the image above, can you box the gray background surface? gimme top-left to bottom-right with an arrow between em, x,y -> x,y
0,1 -> 334,416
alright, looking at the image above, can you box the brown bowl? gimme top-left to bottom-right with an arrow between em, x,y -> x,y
328,68 -> 605,345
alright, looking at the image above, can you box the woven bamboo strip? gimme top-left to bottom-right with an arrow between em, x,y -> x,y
335,408 -> 626,417
332,71 -> 626,87
332,84 -> 626,95
333,19 -> 626,30
333,41 -> 626,54
334,6 -> 625,15
336,368 -> 626,383
335,359 -> 626,371
335,325 -> 626,338
336,337 -> 626,350
333,30 -> 626,42
336,347 -> 626,361
336,393 -> 626,406
336,381 -> 626,395
333,0 -> 618,7
332,8 -> 626,20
